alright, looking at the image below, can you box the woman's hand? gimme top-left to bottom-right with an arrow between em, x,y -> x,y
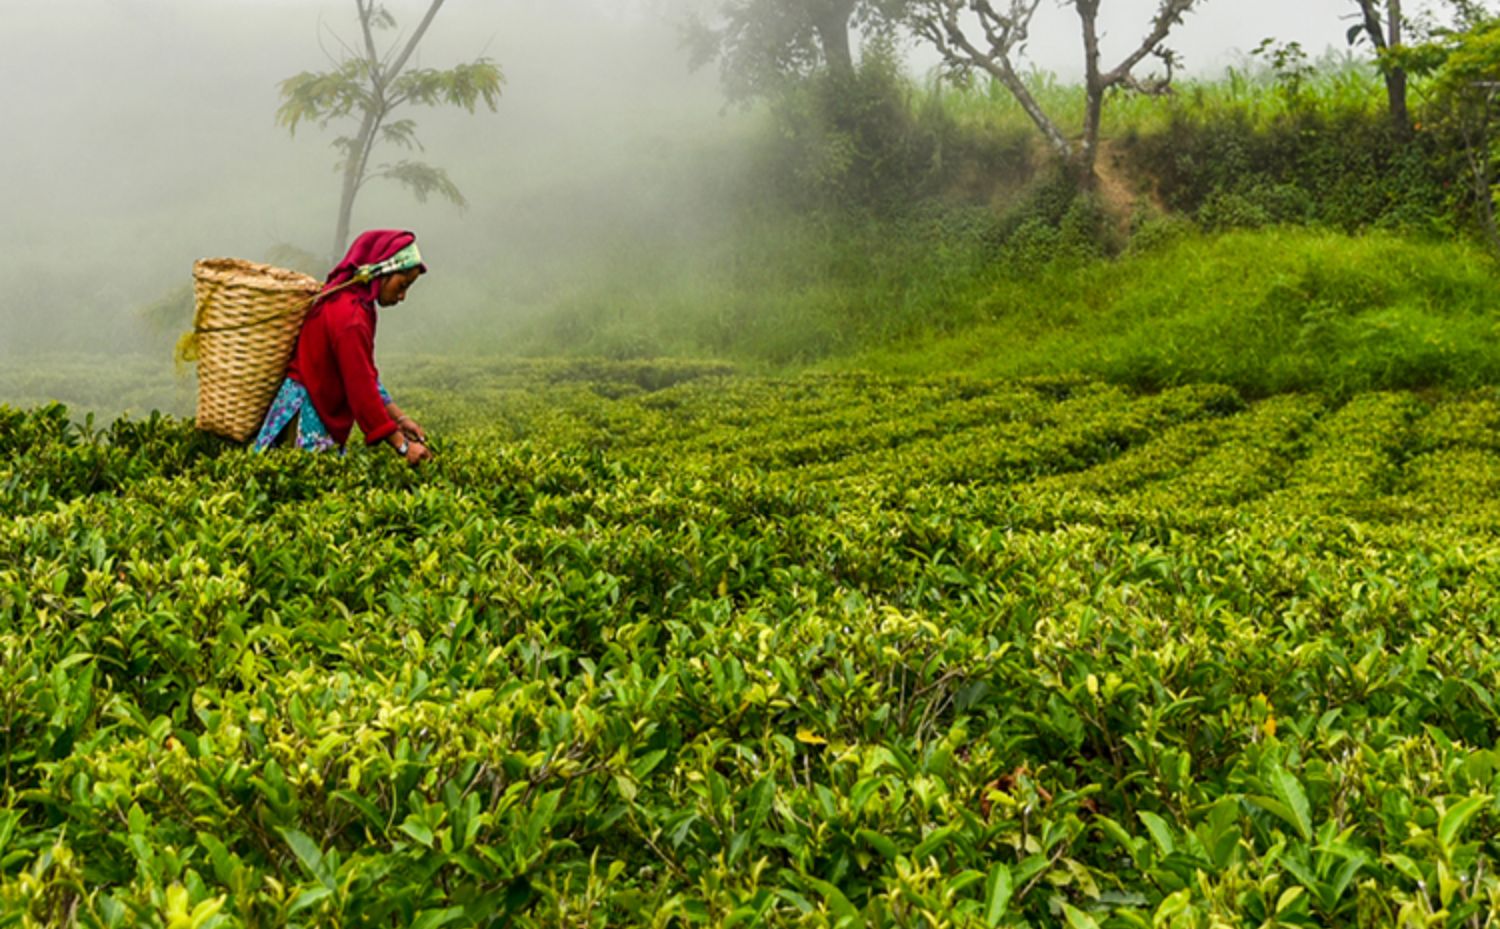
388,431 -> 433,465
398,415 -> 427,443
404,440 -> 433,465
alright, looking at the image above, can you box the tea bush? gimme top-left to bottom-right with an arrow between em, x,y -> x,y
5,362 -> 1500,927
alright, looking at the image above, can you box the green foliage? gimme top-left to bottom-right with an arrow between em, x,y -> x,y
392,61 -> 505,113
993,184 -> 1116,269
0,357 -> 196,424
506,200 -> 1011,365
1251,38 -> 1319,102
1120,91 -> 1447,235
495,53 -> 1500,371
276,61 -> 376,136
275,54 -> 504,136
1387,14 -> 1500,244
851,227 -> 1500,397
371,161 -> 466,207
507,207 -> 1500,398
9,363 -> 1500,924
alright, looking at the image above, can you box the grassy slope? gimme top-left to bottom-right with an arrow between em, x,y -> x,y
497,58 -> 1491,395
490,141 -> 1500,398
838,227 -> 1500,396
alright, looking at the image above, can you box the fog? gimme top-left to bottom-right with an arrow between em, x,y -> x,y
0,0 -> 1451,361
0,0 -> 740,359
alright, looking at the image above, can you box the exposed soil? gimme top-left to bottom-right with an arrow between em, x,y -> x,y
1094,139 -> 1164,236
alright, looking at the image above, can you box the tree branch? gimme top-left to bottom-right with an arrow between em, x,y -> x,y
1100,0 -> 1197,90
1357,0 -> 1388,51
357,0 -> 384,87
387,0 -> 448,83
920,0 -> 1071,158
1121,47 -> 1177,95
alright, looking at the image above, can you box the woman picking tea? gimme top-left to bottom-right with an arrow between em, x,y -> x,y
252,229 -> 432,465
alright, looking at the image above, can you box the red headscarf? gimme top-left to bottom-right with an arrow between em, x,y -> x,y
307,229 -> 425,319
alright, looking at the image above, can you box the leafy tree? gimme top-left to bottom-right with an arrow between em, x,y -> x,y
1395,14 -> 1500,251
685,0 -> 906,102
1251,38 -> 1319,102
277,0 -> 503,258
908,0 -> 1204,185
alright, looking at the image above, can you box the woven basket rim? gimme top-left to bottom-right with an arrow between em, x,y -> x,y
193,257 -> 323,292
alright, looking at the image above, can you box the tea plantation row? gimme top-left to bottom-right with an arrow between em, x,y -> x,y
3,362 -> 1500,928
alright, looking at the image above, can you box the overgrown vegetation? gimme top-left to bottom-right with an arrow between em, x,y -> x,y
1120,70 -> 1447,233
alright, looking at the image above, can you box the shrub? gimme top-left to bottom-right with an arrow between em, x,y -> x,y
1123,103 -> 1447,234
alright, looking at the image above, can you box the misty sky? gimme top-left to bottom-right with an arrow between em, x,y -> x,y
0,0 -> 1455,358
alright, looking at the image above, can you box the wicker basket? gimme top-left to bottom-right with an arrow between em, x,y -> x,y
188,258 -> 322,442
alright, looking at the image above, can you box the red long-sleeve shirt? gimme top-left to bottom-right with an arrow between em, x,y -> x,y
286,290 -> 398,447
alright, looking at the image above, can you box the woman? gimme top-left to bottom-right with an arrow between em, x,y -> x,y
252,229 -> 432,465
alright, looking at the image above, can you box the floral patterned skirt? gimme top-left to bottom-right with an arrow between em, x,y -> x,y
251,379 -> 338,453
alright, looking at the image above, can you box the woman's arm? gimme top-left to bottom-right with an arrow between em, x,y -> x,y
378,380 -> 428,444
331,318 -> 400,446
383,399 -> 427,443
377,387 -> 430,463
328,316 -> 428,463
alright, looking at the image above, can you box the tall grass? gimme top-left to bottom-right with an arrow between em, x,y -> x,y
847,227 -> 1500,397
920,51 -> 1387,142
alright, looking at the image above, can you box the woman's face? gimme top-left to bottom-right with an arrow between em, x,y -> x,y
376,268 -> 423,307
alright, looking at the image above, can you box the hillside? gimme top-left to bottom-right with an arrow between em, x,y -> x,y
843,227 -> 1500,396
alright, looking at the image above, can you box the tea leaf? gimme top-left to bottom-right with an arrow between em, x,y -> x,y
984,863 -> 1013,927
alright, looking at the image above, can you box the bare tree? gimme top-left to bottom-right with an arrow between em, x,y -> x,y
278,0 -> 504,258
1348,0 -> 1411,137
909,0 -> 1203,185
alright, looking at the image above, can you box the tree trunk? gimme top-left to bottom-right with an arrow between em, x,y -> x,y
1077,89 -> 1103,188
1358,0 -> 1410,139
333,111 -> 377,260
1385,0 -> 1411,138
1385,69 -> 1410,138
1075,0 -> 1104,188
332,0 -> 448,258
813,0 -> 856,77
